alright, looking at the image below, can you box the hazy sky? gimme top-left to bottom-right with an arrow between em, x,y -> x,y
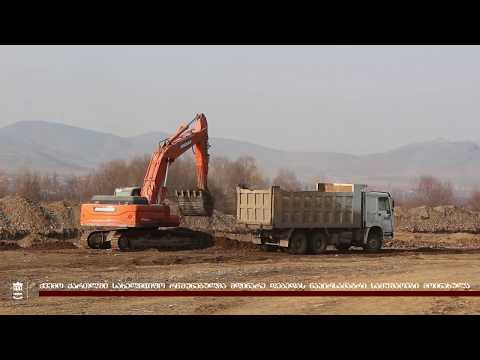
1,45 -> 480,154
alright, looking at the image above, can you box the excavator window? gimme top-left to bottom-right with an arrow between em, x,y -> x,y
114,187 -> 141,197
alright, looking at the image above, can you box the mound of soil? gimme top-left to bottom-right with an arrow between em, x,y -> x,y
180,210 -> 242,232
213,236 -> 259,250
395,206 -> 480,233
44,200 -> 80,230
0,196 -> 56,236
6,195 -> 480,250
385,231 -> 480,249
0,195 -> 80,247
16,233 -> 78,249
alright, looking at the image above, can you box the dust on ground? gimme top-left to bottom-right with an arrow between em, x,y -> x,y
1,231 -> 480,315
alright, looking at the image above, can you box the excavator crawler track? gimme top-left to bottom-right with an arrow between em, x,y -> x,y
114,227 -> 214,251
106,230 -> 121,251
78,230 -> 110,249
80,227 -> 214,252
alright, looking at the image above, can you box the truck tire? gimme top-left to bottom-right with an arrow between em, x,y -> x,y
288,231 -> 309,255
310,232 -> 328,254
363,231 -> 383,252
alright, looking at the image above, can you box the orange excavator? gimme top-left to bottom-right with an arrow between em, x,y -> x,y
79,113 -> 214,251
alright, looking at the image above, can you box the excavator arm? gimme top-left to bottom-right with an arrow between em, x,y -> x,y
140,113 -> 212,215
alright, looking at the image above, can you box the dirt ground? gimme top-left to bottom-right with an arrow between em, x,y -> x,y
2,231 -> 480,315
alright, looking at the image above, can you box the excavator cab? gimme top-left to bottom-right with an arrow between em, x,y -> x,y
91,186 -> 214,215
115,187 -> 141,196
112,186 -> 214,216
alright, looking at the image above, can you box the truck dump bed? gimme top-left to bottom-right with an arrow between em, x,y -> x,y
236,183 -> 366,229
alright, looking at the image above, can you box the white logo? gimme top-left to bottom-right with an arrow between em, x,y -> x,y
94,207 -> 116,212
12,282 -> 24,300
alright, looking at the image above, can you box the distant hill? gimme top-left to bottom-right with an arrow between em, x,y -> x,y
0,121 -> 169,173
1,120 -> 480,190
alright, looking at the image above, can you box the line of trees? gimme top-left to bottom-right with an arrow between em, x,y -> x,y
1,160 -> 480,213
0,155 -> 304,214
391,175 -> 480,210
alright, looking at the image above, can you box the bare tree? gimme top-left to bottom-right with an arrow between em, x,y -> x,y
2,153 -> 269,214
230,156 -> 267,189
126,155 -> 150,187
467,188 -> 480,211
0,170 -> 9,197
272,169 -> 302,191
14,168 -> 42,201
167,156 -> 197,192
208,156 -> 268,214
89,159 -> 129,196
412,175 -> 454,207
389,187 -> 415,208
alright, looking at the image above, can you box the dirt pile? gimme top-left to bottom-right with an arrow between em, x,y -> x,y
395,206 -> 480,233
180,210 -> 243,233
0,196 -> 55,236
44,200 -> 81,233
213,236 -> 260,250
385,231 -> 480,249
4,194 -> 480,250
0,196 -> 80,247
183,206 -> 480,235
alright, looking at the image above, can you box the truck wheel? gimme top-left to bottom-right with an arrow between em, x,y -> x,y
363,231 -> 383,252
310,232 -> 328,254
288,231 -> 308,255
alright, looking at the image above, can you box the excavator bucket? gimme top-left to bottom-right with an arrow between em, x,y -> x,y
175,189 -> 214,216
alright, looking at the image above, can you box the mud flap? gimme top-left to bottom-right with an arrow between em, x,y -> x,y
175,189 -> 214,216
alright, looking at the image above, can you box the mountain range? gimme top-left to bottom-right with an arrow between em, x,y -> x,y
1,120 -> 480,190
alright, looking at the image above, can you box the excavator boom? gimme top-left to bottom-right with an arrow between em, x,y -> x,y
141,113 -> 209,206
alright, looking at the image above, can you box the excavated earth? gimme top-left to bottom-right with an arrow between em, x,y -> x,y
2,198 -> 480,314
395,206 -> 480,233
0,196 -> 79,248
1,197 -> 480,249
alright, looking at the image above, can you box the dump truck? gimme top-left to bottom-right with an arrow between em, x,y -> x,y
236,183 -> 394,254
